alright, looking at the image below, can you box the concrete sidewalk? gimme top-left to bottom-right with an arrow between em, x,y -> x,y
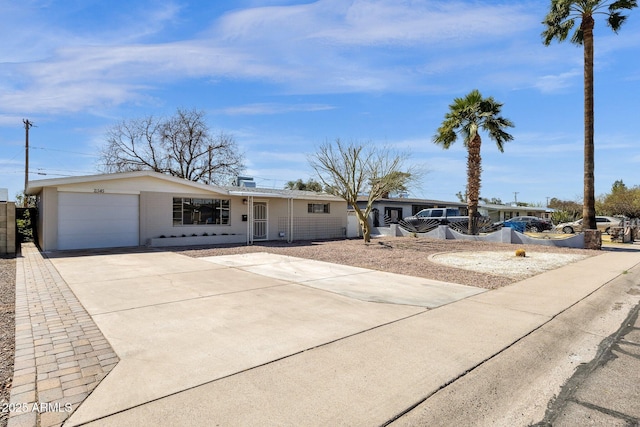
8,243 -> 640,426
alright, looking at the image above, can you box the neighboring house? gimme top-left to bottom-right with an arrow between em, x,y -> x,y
353,197 -> 553,230
478,203 -> 554,223
354,196 -> 467,227
27,171 -> 347,251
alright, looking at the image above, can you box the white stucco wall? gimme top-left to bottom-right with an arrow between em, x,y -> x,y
38,187 -> 58,251
141,191 -> 248,243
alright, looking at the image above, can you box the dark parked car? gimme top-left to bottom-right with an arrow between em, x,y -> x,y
500,216 -> 553,232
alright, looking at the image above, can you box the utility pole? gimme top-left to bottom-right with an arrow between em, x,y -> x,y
23,119 -> 34,207
513,191 -> 519,205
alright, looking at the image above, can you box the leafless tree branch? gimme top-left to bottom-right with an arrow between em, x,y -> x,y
99,108 -> 244,184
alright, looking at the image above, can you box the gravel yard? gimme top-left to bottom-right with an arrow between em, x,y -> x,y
0,257 -> 16,427
178,236 -> 597,289
429,251 -> 590,279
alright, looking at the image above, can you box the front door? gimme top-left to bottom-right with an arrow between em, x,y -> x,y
253,202 -> 268,240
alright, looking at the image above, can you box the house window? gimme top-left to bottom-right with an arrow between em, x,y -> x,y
308,203 -> 330,214
173,198 -> 230,225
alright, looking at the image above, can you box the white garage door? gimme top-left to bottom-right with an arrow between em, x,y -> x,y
58,192 -> 139,250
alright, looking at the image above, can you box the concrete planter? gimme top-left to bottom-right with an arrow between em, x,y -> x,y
394,225 -> 586,248
148,233 -> 245,247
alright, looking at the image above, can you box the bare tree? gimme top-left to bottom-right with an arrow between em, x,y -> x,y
100,108 -> 244,185
309,139 -> 415,243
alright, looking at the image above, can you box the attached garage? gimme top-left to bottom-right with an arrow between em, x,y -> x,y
57,192 -> 139,250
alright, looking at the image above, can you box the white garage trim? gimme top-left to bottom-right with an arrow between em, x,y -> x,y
58,192 -> 139,250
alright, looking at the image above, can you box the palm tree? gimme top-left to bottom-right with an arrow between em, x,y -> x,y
284,178 -> 323,192
542,0 -> 637,232
433,89 -> 514,234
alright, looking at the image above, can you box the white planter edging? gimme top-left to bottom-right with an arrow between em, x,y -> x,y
148,234 -> 245,247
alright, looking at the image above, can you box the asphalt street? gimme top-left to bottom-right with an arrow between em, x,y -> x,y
534,292 -> 640,426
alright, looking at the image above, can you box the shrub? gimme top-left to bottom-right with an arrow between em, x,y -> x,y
551,210 -> 578,225
16,209 -> 34,243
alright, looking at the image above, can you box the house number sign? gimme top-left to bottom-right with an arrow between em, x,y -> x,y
93,189 -> 105,193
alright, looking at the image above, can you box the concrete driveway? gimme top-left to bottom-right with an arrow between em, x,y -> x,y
47,250 -> 486,426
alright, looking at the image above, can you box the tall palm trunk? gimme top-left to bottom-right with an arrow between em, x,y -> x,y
582,15 -> 596,230
466,134 -> 482,234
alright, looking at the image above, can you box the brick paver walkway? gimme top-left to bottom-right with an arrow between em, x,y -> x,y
8,244 -> 119,427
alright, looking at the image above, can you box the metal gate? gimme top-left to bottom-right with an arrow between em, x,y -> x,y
253,202 -> 268,240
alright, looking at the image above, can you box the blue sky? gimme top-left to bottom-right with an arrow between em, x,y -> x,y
1,0 -> 639,205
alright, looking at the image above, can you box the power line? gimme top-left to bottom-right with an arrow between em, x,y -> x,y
3,146 -> 24,163
34,167 -> 97,175
34,172 -> 84,177
30,146 -> 98,157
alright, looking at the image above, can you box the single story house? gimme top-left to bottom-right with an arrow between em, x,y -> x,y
354,196 -> 467,226
353,197 -> 554,232
27,171 -> 347,251
478,203 -> 554,223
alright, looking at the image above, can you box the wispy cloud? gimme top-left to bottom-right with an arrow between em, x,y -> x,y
0,114 -> 29,127
0,1 -> 184,60
217,103 -> 335,115
217,0 -> 535,47
534,70 -> 582,93
252,151 -> 308,164
0,0 -> 546,117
